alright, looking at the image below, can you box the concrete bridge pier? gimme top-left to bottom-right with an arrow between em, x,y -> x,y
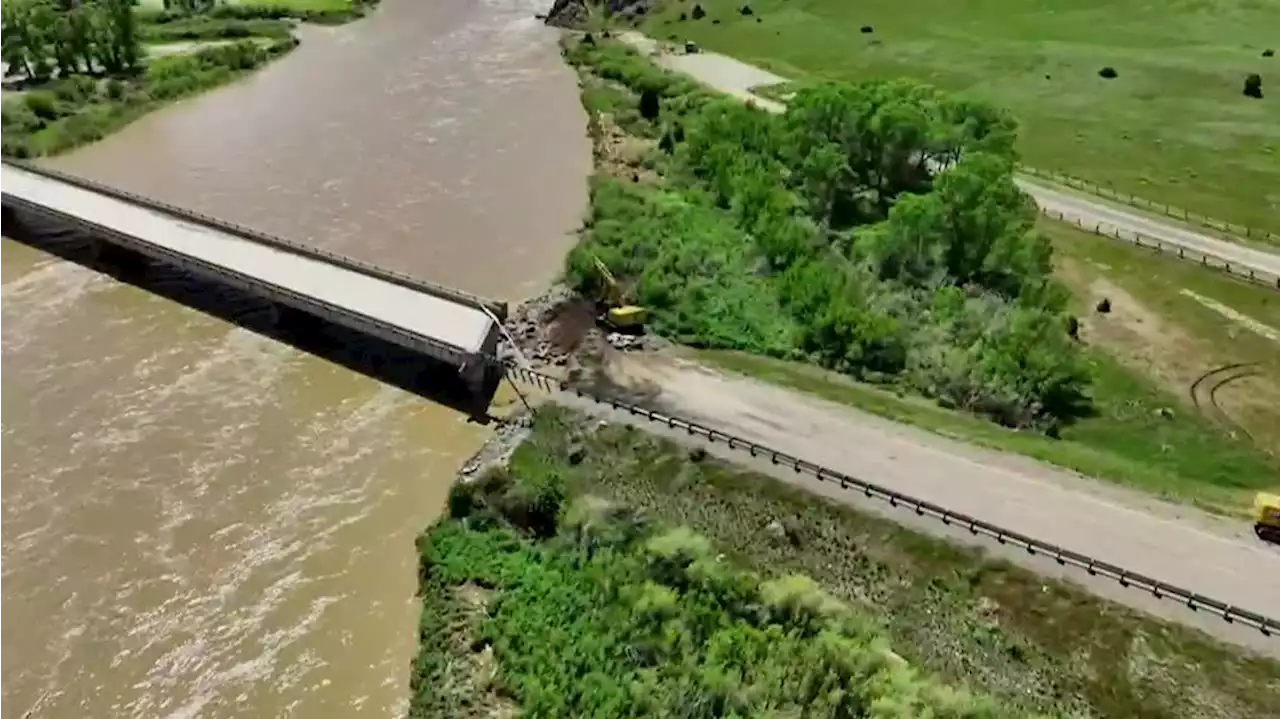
459,358 -> 490,399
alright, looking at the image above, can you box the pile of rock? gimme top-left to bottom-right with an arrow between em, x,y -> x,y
606,332 -> 647,351
501,285 -> 580,368
457,412 -> 533,483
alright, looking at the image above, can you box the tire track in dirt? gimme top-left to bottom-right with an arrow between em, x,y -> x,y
1190,363 -> 1260,441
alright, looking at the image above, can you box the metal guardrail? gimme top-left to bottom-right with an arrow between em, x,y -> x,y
498,361 -> 1280,638
1049,209 -> 1280,290
1020,164 -> 1280,247
0,158 -> 509,321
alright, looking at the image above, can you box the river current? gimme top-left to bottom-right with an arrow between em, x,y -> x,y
1,1 -> 589,716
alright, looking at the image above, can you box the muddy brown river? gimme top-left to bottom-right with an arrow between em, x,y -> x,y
1,1 -> 589,716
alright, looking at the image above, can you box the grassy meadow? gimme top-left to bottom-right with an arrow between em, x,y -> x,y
644,0 -> 1280,233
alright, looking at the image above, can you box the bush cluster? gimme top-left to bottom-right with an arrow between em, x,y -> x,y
564,40 -> 1090,431
419,476 -> 1017,718
139,17 -> 293,43
138,1 -> 374,27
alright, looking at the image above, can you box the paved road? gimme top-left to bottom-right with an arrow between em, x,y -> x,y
569,355 -> 1280,656
618,33 -> 1280,284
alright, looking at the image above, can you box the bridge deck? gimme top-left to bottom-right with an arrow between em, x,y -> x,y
2,163 -> 496,359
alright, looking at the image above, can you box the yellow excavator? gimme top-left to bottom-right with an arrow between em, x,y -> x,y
592,256 -> 647,331
1253,492 -> 1280,544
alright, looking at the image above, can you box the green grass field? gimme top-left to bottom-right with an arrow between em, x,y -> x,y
645,0 -> 1280,233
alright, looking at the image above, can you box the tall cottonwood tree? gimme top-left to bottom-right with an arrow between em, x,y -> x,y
1,0 -> 141,81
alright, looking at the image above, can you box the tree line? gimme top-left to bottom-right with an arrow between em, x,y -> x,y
2,0 -> 142,82
566,40 -> 1091,432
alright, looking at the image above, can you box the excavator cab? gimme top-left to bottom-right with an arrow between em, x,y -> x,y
1253,492 -> 1280,544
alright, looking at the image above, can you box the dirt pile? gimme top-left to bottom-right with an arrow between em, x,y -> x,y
501,284 -> 662,394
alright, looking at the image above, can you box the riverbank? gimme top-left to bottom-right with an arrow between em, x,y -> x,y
0,1 -> 380,159
2,39 -> 297,158
413,405 -> 1280,718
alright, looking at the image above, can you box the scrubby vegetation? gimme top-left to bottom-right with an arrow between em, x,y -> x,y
412,407 -> 1280,719
0,0 -> 380,157
565,38 -> 1088,433
2,39 -> 296,157
136,0 -> 378,29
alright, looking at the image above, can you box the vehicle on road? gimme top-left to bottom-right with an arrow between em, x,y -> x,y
1253,492 -> 1280,544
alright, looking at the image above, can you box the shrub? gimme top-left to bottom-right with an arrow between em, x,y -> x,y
860,25 -> 874,33
638,88 -> 660,119
1,135 -> 32,158
2,99 -> 43,133
1263,49 -> 1275,58
52,75 -> 99,105
1098,66 -> 1118,79
105,79 -> 126,101
692,4 -> 706,19
498,474 -> 565,538
1243,73 -> 1263,99
23,92 -> 60,121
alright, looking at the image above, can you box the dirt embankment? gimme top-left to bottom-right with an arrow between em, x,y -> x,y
544,0 -> 656,29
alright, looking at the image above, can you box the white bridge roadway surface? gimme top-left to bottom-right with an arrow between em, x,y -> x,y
1,162 -> 497,364
600,34 -> 1280,655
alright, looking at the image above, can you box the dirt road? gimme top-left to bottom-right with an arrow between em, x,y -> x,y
617,32 -> 1280,284
557,354 -> 1280,656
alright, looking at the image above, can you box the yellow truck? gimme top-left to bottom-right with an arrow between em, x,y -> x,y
1253,492 -> 1280,544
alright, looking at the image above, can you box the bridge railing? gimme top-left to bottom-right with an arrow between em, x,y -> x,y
498,360 -> 1280,638
3,189 -> 487,368
0,158 -> 509,320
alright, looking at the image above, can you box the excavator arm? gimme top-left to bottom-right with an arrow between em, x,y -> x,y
590,255 -> 647,330
592,256 -> 624,307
